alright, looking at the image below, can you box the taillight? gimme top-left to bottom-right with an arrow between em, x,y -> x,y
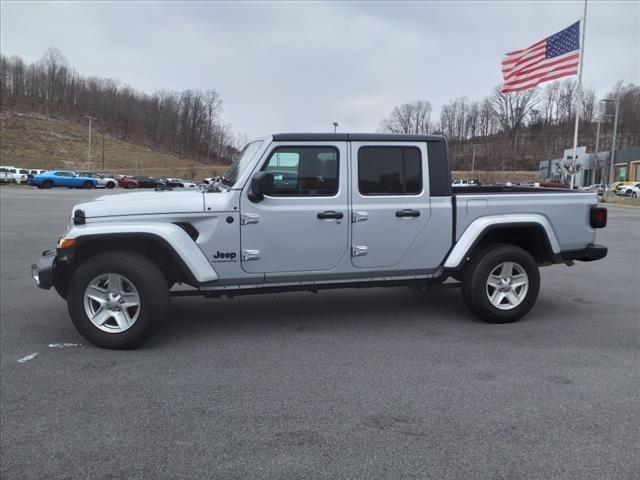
590,206 -> 607,228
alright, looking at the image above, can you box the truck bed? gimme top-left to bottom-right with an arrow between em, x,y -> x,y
453,188 -> 598,252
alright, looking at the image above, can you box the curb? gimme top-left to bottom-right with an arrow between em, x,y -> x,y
600,203 -> 640,210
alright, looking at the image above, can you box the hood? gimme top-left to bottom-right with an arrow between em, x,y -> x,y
74,190 -> 206,219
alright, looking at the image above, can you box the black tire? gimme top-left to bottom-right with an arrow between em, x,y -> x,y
461,243 -> 540,324
106,181 -> 116,189
83,181 -> 94,189
43,180 -> 54,189
67,251 -> 169,349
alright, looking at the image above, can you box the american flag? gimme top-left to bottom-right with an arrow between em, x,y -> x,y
501,21 -> 580,93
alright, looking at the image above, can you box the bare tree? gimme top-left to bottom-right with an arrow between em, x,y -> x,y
490,86 -> 539,133
380,100 -> 433,134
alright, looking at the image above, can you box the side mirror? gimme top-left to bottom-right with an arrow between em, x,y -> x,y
248,171 -> 275,202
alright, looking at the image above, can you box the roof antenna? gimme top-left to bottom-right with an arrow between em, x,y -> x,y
332,122 -> 338,133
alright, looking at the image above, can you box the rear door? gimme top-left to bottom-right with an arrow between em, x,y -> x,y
240,142 -> 349,274
350,142 -> 431,268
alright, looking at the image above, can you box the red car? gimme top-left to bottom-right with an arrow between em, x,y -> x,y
117,176 -> 139,189
539,179 -> 571,189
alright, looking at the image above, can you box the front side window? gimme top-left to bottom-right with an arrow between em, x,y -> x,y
358,146 -> 422,195
223,140 -> 264,186
262,146 -> 338,196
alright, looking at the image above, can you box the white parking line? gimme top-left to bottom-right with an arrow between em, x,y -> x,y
17,353 -> 39,363
48,343 -> 82,348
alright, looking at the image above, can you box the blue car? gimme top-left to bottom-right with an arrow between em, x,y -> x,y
31,171 -> 99,189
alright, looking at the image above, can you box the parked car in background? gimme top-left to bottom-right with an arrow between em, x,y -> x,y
3,166 -> 30,183
26,169 -> 48,184
116,175 -> 139,189
539,179 -> 571,189
165,178 -> 197,188
615,182 -> 638,196
77,172 -> 118,189
580,183 -> 605,195
0,167 -> 16,183
452,179 -> 480,187
202,177 -> 218,185
611,182 -> 629,193
133,176 -> 166,188
30,171 -> 99,189
617,182 -> 640,198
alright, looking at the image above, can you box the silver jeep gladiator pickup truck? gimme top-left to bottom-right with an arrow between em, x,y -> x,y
32,133 -> 608,349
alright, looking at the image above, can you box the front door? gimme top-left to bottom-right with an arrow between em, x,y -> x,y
350,142 -> 431,268
240,142 -> 349,274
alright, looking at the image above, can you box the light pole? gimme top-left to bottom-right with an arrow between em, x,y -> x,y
333,122 -> 338,133
470,144 -> 479,178
595,101 -> 613,185
599,98 -> 620,188
84,116 -> 96,170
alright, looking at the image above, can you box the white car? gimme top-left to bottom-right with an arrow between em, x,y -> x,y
167,178 -> 197,188
618,182 -> 640,198
580,183 -> 605,195
1,166 -> 29,183
0,167 -> 15,183
77,172 -> 118,189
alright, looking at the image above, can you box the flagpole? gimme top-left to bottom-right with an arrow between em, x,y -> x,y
569,0 -> 588,188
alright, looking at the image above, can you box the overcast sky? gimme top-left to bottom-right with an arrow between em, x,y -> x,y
1,1 -> 638,138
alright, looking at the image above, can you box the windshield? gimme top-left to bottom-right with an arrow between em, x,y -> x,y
223,140 -> 264,186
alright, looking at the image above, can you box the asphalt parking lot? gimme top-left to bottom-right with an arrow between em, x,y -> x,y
1,187 -> 639,479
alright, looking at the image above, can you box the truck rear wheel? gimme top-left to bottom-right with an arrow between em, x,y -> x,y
461,243 -> 540,324
67,251 -> 169,349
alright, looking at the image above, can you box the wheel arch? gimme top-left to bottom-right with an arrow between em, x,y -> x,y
56,225 -> 218,294
444,215 -> 561,270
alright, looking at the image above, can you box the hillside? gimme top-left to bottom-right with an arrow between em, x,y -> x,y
0,112 -> 227,179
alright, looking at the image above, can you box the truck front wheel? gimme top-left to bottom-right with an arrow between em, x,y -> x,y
67,251 -> 169,349
461,243 -> 540,324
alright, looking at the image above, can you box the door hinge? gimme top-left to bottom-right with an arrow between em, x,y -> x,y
241,213 -> 260,225
352,245 -> 368,257
242,249 -> 261,261
352,211 -> 368,223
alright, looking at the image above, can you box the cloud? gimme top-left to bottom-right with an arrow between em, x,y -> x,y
1,0 -> 638,138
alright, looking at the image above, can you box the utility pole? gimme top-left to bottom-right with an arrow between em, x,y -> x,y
333,122 -> 338,133
471,144 -> 479,178
607,97 -> 620,187
84,116 -> 96,170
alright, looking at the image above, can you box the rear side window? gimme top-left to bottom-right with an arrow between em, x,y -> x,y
262,146 -> 339,196
358,146 -> 422,195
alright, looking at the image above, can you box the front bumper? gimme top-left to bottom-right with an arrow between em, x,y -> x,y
31,251 -> 56,289
561,244 -> 608,262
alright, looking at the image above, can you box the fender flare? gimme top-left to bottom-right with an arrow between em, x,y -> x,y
444,214 -> 561,269
65,222 -> 218,284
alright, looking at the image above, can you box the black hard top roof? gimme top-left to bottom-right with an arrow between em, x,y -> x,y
272,133 -> 446,142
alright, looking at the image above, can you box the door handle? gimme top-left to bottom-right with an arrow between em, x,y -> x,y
317,210 -> 344,220
395,209 -> 420,218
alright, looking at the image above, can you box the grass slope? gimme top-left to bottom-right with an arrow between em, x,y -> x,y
0,112 -> 227,178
